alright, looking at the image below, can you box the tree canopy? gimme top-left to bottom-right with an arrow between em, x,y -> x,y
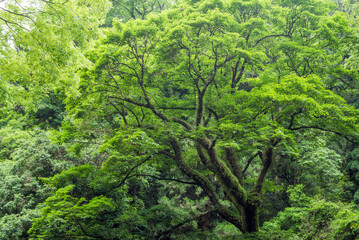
76,0 -> 359,233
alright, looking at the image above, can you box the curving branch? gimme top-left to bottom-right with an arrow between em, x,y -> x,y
114,155 -> 153,189
253,34 -> 292,47
171,117 -> 192,131
254,148 -> 273,194
289,125 -> 356,143
243,152 -> 260,174
129,174 -> 197,185
156,209 -> 215,239
0,15 -> 29,31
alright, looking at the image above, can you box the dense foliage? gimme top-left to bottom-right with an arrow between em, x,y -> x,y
1,0 -> 359,239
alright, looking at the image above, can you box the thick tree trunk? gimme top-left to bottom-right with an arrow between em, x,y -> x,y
240,148 -> 274,233
243,203 -> 259,233
170,136 -> 275,234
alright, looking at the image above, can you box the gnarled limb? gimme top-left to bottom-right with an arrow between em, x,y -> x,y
224,147 -> 244,185
169,136 -> 246,232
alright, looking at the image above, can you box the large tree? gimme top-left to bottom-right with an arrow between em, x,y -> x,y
68,0 -> 359,233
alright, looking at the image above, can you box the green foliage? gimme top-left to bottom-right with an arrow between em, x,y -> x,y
295,138 -> 345,199
0,0 -> 111,111
0,128 -> 72,239
2,0 -> 359,238
29,164 -> 139,239
332,207 -> 359,240
70,0 -> 359,234
0,107 -> 75,239
31,162 -> 224,239
0,160 -> 46,240
104,0 -> 174,26
28,185 -> 117,240
257,185 -> 359,239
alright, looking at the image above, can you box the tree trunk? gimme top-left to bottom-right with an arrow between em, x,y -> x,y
243,203 -> 259,233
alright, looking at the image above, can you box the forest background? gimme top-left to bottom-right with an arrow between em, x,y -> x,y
1,0 -> 359,239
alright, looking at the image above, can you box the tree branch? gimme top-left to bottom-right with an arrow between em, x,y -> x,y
289,125 -> 355,143
171,117 -> 192,131
129,174 -> 198,185
156,209 -> 215,239
253,34 -> 291,47
254,148 -> 273,194
115,155 -> 153,188
243,152 -> 260,174
224,147 -> 243,184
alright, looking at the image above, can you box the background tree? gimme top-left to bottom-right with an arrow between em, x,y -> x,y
0,0 -> 110,110
103,0 -> 175,26
0,0 -> 111,238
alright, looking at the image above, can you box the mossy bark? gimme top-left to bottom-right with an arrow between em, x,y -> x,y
168,136 -> 275,233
